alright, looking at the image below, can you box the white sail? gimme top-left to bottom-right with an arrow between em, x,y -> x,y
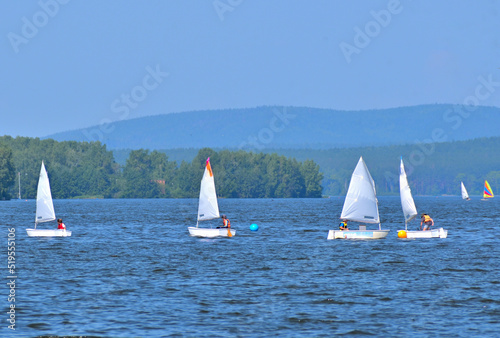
340,157 -> 380,224
197,158 -> 220,222
461,182 -> 469,200
399,158 -> 418,223
35,161 -> 56,224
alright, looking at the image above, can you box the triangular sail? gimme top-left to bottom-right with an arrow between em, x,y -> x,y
35,161 -> 56,225
197,158 -> 220,222
340,157 -> 380,224
461,182 -> 469,200
484,180 -> 494,199
399,158 -> 418,224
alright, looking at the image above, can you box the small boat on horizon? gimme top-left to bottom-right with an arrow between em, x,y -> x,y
461,181 -> 470,201
482,180 -> 494,200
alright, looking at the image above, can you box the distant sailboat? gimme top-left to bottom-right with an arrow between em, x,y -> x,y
461,182 -> 470,200
397,158 -> 447,239
327,156 -> 389,240
188,158 -> 235,238
482,180 -> 494,200
26,162 -> 71,237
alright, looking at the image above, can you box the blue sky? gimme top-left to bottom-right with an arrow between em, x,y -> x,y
1,0 -> 499,137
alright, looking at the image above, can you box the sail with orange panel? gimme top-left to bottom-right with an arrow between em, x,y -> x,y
188,158 -> 236,237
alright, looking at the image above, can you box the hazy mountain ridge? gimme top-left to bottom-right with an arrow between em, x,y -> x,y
45,104 -> 500,150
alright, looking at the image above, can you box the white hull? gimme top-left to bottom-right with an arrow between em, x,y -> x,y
26,229 -> 72,237
327,229 -> 389,240
188,227 -> 235,238
398,228 -> 447,239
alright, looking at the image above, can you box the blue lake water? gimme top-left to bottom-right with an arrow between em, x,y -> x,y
2,197 -> 500,337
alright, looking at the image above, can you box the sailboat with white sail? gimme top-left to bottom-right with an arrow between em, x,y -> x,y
188,158 -> 235,238
397,158 -> 447,239
26,161 -> 71,237
461,182 -> 470,200
327,156 -> 389,240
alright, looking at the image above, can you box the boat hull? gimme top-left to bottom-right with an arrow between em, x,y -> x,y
188,227 -> 235,238
26,229 -> 72,237
398,228 -> 447,239
327,229 -> 389,240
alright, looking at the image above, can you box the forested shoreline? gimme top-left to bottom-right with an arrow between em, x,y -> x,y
0,136 -> 323,200
115,137 -> 500,197
1,135 -> 499,200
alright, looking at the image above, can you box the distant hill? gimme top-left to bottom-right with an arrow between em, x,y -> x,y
46,104 -> 500,150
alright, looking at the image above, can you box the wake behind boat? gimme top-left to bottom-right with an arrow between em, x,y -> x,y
327,157 -> 389,240
26,161 -> 71,237
397,158 -> 447,239
188,158 -> 235,238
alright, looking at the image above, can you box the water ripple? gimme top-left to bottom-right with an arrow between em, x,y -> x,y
2,197 -> 500,336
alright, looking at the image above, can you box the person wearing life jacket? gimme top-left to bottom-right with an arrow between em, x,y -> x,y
220,215 -> 231,228
420,213 -> 434,231
339,219 -> 349,231
57,218 -> 66,230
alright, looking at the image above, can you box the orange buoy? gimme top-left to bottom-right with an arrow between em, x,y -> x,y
397,230 -> 407,238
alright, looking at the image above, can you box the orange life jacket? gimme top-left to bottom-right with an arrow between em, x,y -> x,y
223,219 -> 231,227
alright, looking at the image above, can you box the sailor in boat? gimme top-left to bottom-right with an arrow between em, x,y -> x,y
420,213 -> 434,231
339,219 -> 349,231
57,218 -> 66,230
217,214 -> 231,229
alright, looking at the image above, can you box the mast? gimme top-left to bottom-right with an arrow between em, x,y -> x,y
18,172 -> 21,200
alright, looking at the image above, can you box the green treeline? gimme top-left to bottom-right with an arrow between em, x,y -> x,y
143,137 -> 500,197
2,135 -> 498,199
121,148 -> 322,198
0,144 -> 16,200
0,136 -> 119,199
0,136 -> 323,200
264,137 -> 500,196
